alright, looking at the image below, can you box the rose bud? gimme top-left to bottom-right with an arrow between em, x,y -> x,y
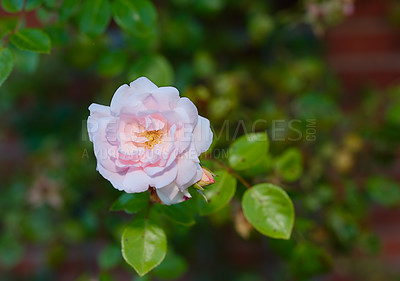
194,167 -> 215,189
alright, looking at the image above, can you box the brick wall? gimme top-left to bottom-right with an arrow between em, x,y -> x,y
326,0 -> 400,93
325,0 -> 400,271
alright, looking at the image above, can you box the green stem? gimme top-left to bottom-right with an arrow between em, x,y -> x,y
209,158 -> 252,189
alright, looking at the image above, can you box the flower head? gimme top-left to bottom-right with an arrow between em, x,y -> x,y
87,77 -> 213,205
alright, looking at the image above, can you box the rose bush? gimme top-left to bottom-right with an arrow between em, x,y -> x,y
87,77 -> 213,205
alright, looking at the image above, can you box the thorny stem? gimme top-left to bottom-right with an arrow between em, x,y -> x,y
208,157 -> 252,189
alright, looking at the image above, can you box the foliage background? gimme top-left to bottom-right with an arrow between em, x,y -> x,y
1,0 -> 400,280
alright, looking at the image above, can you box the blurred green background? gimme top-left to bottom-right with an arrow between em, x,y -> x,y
1,0 -> 400,280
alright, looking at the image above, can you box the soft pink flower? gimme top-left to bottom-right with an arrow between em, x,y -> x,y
87,77 -> 213,205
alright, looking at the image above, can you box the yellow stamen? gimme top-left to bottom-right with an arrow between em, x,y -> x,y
140,130 -> 162,149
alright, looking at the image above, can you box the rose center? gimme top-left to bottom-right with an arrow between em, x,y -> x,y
140,130 -> 163,149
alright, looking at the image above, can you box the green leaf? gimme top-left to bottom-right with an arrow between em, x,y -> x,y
0,48 -> 14,87
97,51 -> 127,77
110,192 -> 149,214
153,250 -> 188,280
242,183 -> 294,239
35,7 -> 53,23
198,170 -> 236,216
290,243 -> 331,278
242,153 -> 273,177
248,14 -> 274,44
10,28 -> 51,53
0,233 -> 23,267
133,275 -> 151,281
0,17 -> 19,38
1,0 -> 24,13
43,0 -> 57,8
26,0 -> 43,11
98,273 -> 113,281
78,0 -> 111,37
357,232 -> 381,255
229,132 -> 269,170
98,244 -> 122,270
386,101 -> 400,125
193,51 -> 216,78
366,176 -> 400,207
59,0 -> 80,21
128,55 -> 174,86
13,48 -> 39,74
275,147 -> 303,182
112,0 -> 157,38
45,25 -> 69,45
155,201 -> 195,226
327,207 -> 358,246
121,218 -> 167,277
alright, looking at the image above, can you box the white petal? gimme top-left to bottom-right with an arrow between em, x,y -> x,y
150,162 -> 178,188
156,183 -> 192,205
97,164 -> 128,191
183,163 -> 203,189
110,84 -> 130,115
129,77 -> 158,93
144,165 -> 165,176
152,86 -> 180,110
90,116 -> 120,172
175,158 -> 197,186
182,142 -> 200,163
162,110 -> 184,125
123,168 -> 151,193
192,116 -> 213,155
110,77 -> 158,115
87,103 -> 111,142
88,103 -> 110,119
105,118 -> 119,146
174,127 -> 193,154
175,97 -> 199,125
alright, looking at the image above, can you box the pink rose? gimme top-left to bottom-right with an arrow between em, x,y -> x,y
87,77 -> 213,205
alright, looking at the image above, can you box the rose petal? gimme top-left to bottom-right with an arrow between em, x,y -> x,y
90,116 -> 121,172
97,163 -> 128,191
150,162 -> 178,188
142,94 -> 159,111
110,84 -> 130,115
123,168 -> 151,193
88,103 -> 111,119
175,158 -> 198,186
175,97 -> 199,125
192,115 -> 213,155
129,77 -> 158,94
87,103 -> 111,142
152,86 -> 180,110
156,183 -> 192,205
144,165 -> 165,176
180,162 -> 203,190
105,118 -> 119,146
111,77 -> 158,115
174,127 -> 193,153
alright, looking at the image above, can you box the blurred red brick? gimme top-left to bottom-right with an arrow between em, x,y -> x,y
0,8 -> 41,28
326,0 -> 400,93
325,0 -> 400,274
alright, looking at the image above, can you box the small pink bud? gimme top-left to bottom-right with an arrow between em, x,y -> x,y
196,167 -> 215,188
